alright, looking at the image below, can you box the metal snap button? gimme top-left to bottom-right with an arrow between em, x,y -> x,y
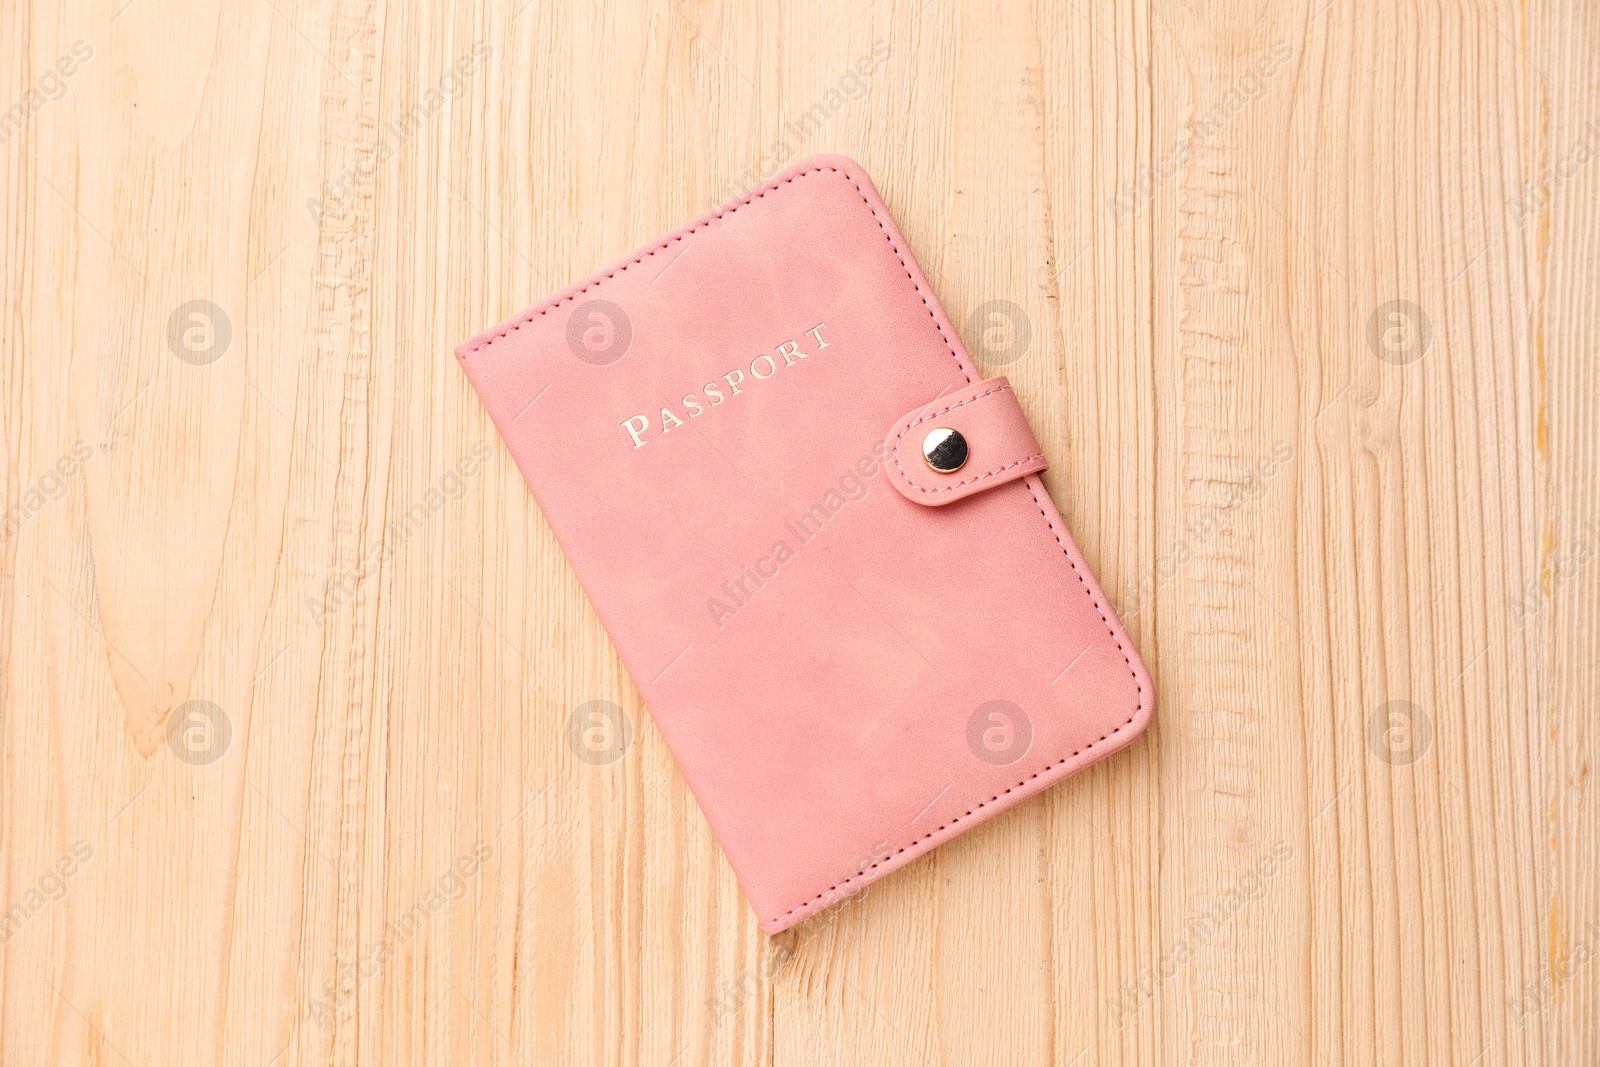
922,427 -> 968,473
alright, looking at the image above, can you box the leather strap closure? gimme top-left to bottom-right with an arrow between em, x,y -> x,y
884,376 -> 1047,506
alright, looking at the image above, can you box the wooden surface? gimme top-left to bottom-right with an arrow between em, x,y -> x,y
3,0 -> 1597,1063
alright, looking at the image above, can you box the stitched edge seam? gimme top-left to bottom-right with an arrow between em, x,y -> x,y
459,166 -> 972,371
888,384 -> 1046,494
452,162 -> 1146,930
764,471 -> 1147,927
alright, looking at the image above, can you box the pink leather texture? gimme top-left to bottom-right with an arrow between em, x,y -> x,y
884,376 -> 1048,506
456,154 -> 1153,934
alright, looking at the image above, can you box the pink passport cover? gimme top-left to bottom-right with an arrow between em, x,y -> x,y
456,154 -> 1152,933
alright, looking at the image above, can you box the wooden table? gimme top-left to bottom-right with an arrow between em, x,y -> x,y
4,1 -> 1596,1063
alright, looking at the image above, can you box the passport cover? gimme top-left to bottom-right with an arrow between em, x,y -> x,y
455,154 -> 1152,933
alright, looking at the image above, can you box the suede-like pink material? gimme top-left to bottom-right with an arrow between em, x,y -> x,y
456,154 -> 1153,934
884,376 -> 1048,506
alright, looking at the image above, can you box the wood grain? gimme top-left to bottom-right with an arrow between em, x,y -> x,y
2,0 -> 1595,1063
